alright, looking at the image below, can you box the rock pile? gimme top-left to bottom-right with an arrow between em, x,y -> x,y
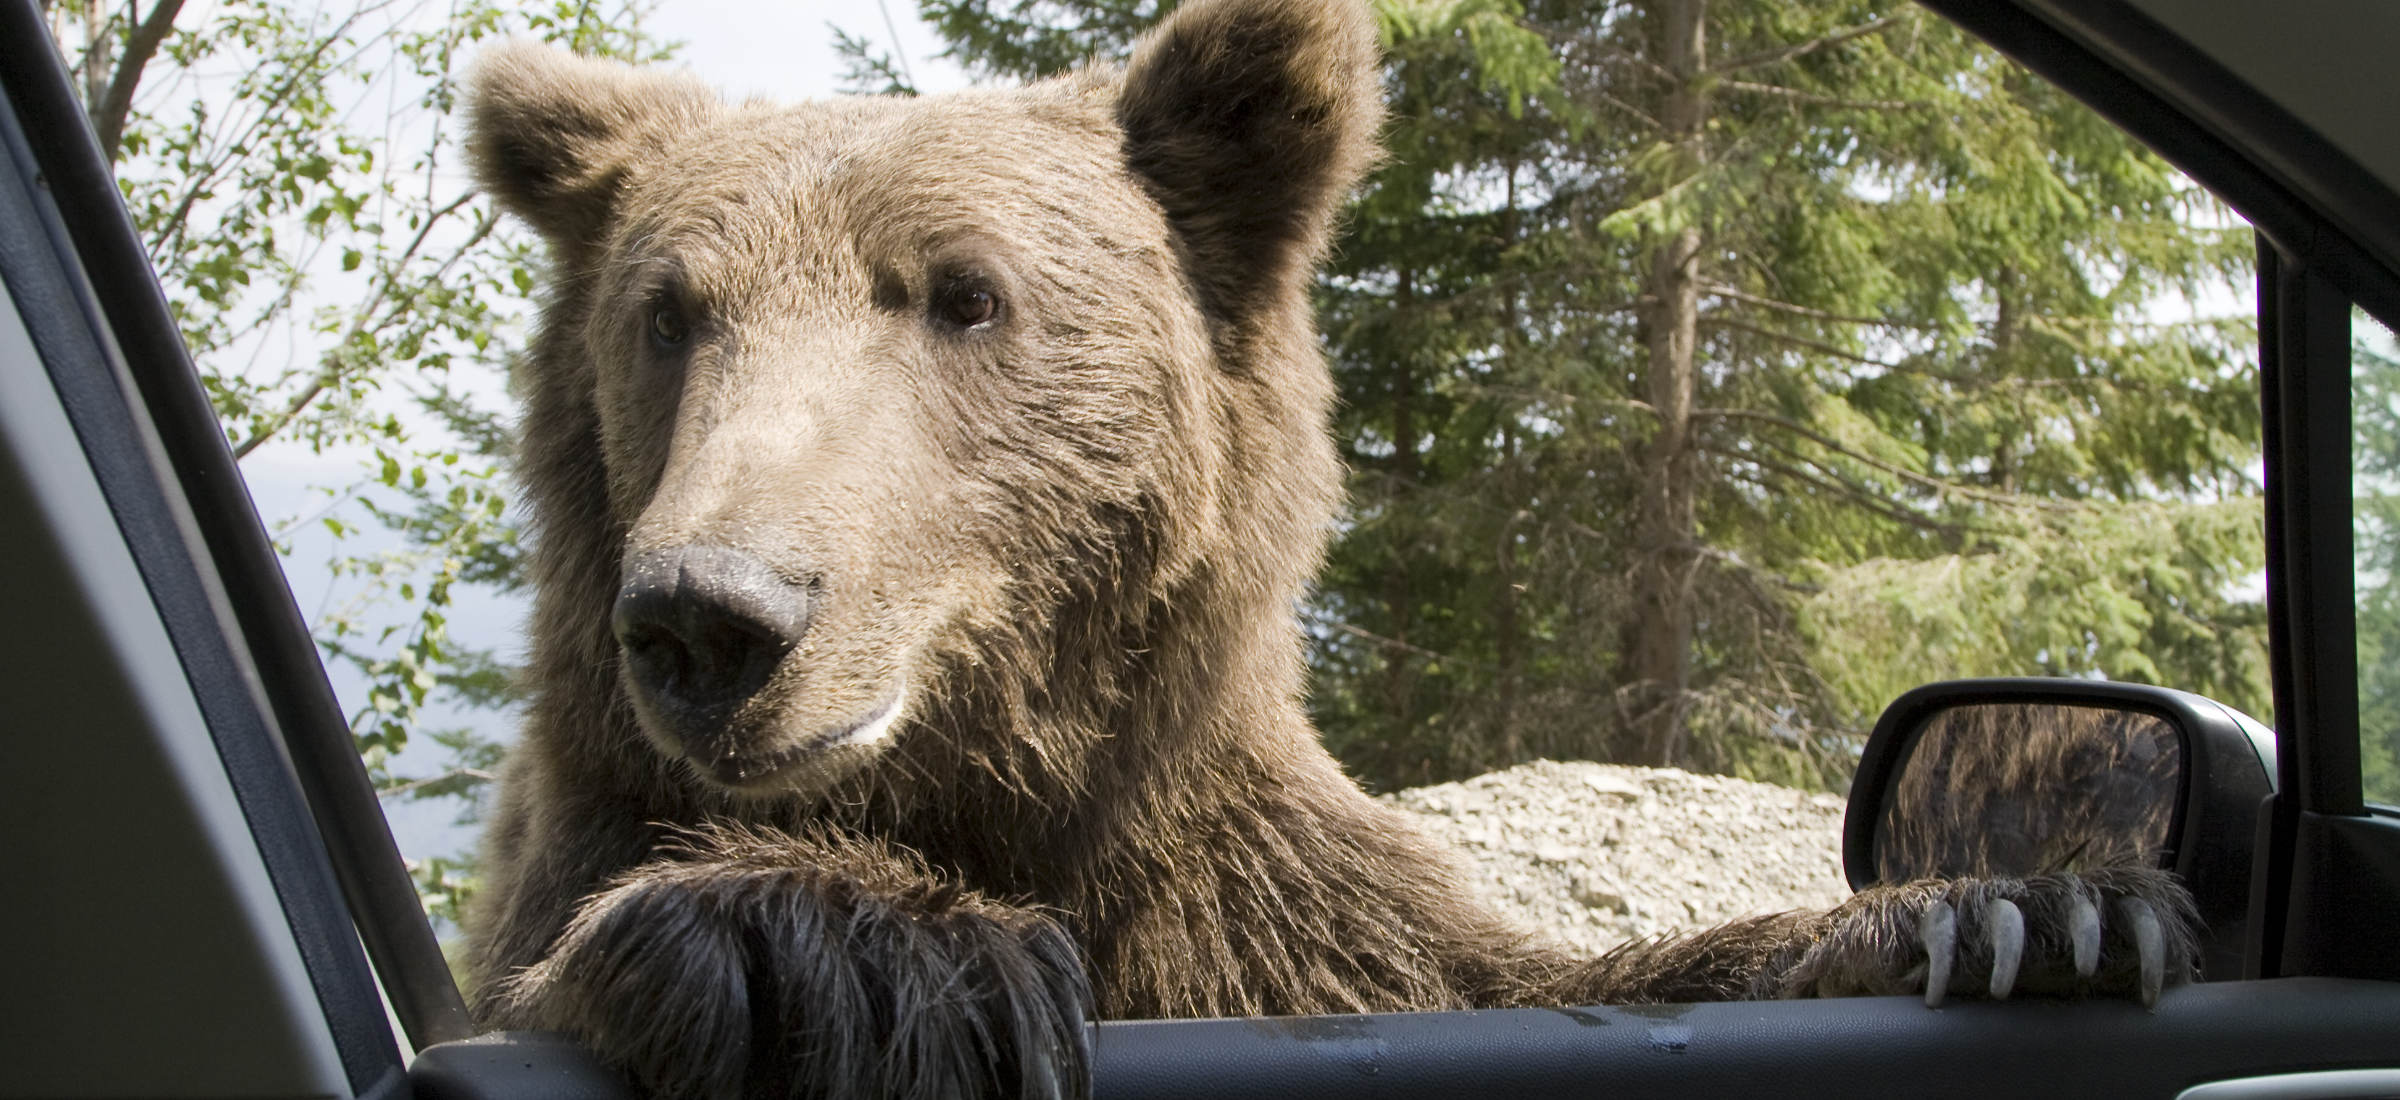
1382,759 -> 1853,956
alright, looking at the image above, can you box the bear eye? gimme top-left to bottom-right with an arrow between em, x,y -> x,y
648,305 -> 691,350
932,279 -> 1000,330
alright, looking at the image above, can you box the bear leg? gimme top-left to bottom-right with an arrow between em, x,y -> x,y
1771,864 -> 2198,1007
483,826 -> 1091,1100
1548,865 -> 2197,1009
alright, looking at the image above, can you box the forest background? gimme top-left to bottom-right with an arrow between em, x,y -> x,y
43,0 -> 2326,925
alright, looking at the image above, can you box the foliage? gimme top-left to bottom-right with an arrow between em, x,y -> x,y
925,0 -> 2266,791
41,0 -> 669,827
2352,317 -> 2400,805
831,22 -> 921,96
61,0 -> 2278,864
919,0 -> 1159,79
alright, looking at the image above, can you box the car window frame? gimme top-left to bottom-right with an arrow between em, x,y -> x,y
12,0 -> 2400,1095
1921,0 -> 2400,988
0,0 -> 472,1054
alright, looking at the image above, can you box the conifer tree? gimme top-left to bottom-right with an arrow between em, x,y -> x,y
924,0 -> 2264,790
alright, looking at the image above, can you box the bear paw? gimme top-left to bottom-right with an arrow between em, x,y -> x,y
486,838 -> 1091,1100
1776,866 -> 2199,1009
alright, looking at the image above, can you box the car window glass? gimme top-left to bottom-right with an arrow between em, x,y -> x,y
2352,306 -> 2400,807
373,7 -> 2259,978
60,0 -> 2272,1017
1148,7 -> 2266,977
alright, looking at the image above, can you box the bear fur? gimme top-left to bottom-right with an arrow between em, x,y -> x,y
460,1 -> 2195,1095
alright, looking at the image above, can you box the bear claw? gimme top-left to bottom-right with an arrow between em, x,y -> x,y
1985,898 -> 2025,999
1918,900 -> 1957,1007
2069,893 -> 2102,977
2119,896 -> 2166,1009
1888,871 -> 2188,1009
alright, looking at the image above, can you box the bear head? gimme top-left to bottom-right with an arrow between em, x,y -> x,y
468,0 -> 1381,801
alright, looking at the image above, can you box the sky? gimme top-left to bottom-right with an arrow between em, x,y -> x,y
649,0 -> 973,100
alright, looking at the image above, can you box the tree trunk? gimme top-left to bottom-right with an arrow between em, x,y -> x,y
1495,161 -> 1525,767
79,4 -> 109,111
1991,265 -> 2020,493
1496,424 -> 1523,766
1383,267 -> 1420,749
1621,0 -> 1708,769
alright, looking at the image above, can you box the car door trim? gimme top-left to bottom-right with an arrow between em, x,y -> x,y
2179,1068 -> 2400,1100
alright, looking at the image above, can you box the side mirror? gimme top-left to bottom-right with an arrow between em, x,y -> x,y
1843,678 -> 2276,981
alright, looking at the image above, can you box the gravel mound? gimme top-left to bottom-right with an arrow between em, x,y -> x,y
1382,759 -> 1852,956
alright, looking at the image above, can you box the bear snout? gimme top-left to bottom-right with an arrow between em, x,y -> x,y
612,545 -> 814,752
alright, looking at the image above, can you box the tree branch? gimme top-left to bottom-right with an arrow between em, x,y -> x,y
90,0 -> 186,161
1304,609 -> 1491,670
1584,87 -> 1661,131
1580,44 -> 1676,83
146,8 -> 371,260
1702,281 -> 1934,330
1703,314 -> 1903,370
376,767 -> 498,799
1709,446 -> 1969,534
1712,15 -> 1905,75
1451,381 -> 1654,418
1693,544 -> 1822,594
1717,79 -> 1922,113
232,191 -> 487,459
1356,468 -> 1621,547
1695,406 -> 2070,509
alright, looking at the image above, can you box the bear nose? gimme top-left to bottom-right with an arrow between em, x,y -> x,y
612,545 -> 813,741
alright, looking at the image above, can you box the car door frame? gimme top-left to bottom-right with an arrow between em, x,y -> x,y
8,0 -> 2400,1097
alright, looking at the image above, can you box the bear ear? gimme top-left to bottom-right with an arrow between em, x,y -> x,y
465,43 -> 718,253
1117,0 -> 1383,326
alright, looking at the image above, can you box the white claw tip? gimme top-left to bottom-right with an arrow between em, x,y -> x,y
1919,900 -> 1957,1009
1986,898 -> 2026,1000
2069,895 -> 2102,978
2118,897 -> 2165,1009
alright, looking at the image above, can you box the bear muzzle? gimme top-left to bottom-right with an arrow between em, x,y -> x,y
613,544 -> 813,757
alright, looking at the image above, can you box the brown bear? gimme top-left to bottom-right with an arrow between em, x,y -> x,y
460,0 -> 2196,1095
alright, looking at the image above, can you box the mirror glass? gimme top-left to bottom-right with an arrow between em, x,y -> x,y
1875,703 -> 2182,882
